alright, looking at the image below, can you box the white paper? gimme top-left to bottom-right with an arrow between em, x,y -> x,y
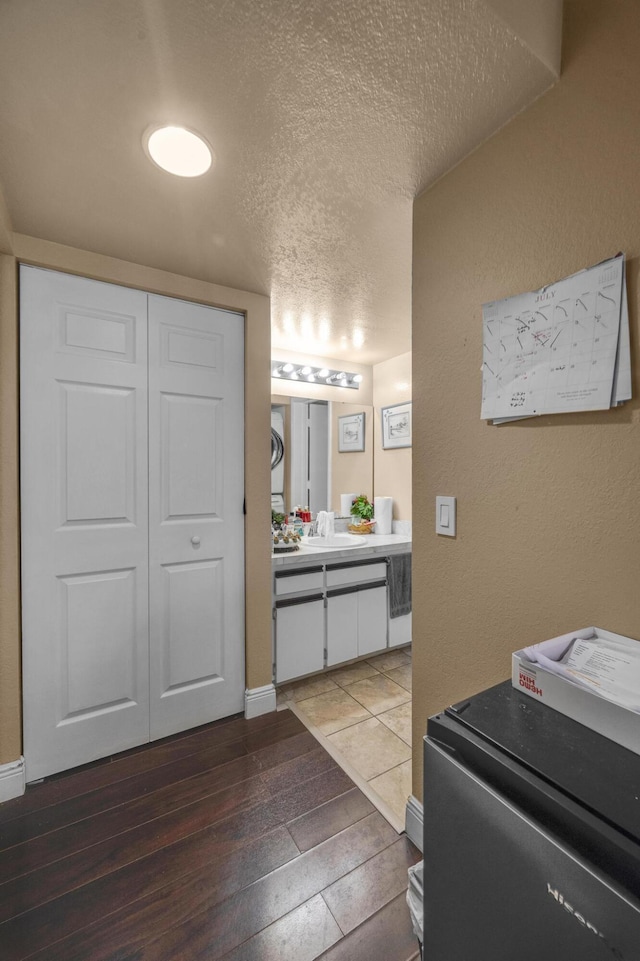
523,633 -> 640,712
483,254 -> 626,421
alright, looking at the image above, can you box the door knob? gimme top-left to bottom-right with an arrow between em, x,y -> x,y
191,536 -> 201,546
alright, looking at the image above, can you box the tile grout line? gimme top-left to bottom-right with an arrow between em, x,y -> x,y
320,891 -> 347,937
286,701 -> 406,834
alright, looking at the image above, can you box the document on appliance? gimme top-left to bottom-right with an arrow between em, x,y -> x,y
525,634 -> 640,712
482,254 -> 629,422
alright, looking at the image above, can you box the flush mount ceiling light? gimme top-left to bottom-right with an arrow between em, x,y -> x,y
144,125 -> 214,177
271,361 -> 361,390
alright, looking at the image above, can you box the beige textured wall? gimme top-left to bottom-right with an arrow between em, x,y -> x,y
330,402 -> 374,514
484,0 -> 563,74
373,352 -> 412,520
0,235 -> 271,765
411,0 -> 640,800
0,187 -> 12,254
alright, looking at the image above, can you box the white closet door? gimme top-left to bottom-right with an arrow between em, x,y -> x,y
21,266 -> 150,780
148,295 -> 245,739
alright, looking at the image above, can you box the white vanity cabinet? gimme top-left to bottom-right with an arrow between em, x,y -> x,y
325,560 -> 388,666
273,565 -> 325,683
272,537 -> 411,684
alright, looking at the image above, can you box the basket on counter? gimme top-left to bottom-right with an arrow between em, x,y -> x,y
347,520 -> 376,535
272,527 -> 302,552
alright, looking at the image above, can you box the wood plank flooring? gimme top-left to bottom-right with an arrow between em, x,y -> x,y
0,709 -> 421,961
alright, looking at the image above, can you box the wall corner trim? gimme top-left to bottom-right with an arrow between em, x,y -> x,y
245,684 -> 277,719
0,757 -> 25,803
405,793 -> 423,851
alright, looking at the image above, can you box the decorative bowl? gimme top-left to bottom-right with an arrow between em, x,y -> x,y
347,520 -> 376,535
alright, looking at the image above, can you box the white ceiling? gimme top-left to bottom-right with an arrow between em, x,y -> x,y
0,0 -> 560,364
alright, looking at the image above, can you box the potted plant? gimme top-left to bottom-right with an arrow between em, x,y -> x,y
271,509 -> 286,530
349,495 -> 375,534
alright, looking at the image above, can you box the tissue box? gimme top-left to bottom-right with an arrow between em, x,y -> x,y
512,626 -> 640,755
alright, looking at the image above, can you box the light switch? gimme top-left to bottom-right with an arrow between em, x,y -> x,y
436,496 -> 456,536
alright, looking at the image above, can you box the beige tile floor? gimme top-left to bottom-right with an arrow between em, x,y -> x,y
277,646 -> 412,832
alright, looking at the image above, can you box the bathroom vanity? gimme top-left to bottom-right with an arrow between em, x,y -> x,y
272,534 -> 411,683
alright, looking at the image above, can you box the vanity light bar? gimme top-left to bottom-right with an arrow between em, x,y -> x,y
271,362 -> 362,389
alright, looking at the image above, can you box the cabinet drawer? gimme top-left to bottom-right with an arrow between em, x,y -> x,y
274,565 -> 324,596
326,560 -> 387,588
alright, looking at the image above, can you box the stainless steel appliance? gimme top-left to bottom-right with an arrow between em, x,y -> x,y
424,681 -> 640,960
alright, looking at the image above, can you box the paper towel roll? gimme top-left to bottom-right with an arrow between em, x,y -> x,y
340,493 -> 357,517
374,496 -> 393,535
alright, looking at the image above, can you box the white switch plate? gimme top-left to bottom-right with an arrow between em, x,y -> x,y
436,496 -> 456,536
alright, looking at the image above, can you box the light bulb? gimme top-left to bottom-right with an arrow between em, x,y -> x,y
145,125 -> 213,177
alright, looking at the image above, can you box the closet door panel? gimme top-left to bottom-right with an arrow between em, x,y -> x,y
161,560 -> 223,688
21,266 -> 150,781
148,295 -> 245,739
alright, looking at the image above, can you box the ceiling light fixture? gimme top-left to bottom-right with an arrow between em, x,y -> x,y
144,125 -> 214,178
271,361 -> 361,390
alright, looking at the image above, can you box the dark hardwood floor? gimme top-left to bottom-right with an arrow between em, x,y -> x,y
0,709 -> 421,960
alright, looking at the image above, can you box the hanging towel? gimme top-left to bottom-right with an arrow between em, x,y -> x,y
316,511 -> 335,537
388,553 -> 412,618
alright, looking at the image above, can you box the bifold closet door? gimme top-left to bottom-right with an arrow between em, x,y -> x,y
147,294 -> 245,738
21,266 -> 150,781
21,268 -> 246,781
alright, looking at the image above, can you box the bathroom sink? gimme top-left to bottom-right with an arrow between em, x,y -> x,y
304,534 -> 367,548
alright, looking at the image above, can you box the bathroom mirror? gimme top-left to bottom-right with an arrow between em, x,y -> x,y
271,394 -> 374,515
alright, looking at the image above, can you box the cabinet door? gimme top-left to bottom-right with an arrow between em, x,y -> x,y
326,591 -> 358,666
275,596 -> 325,683
21,266 -> 150,781
389,612 -> 412,648
358,584 -> 388,656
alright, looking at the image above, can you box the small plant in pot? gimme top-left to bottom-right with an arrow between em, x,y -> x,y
271,509 -> 286,530
349,495 -> 375,534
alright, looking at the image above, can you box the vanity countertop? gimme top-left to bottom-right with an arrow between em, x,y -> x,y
271,533 -> 411,567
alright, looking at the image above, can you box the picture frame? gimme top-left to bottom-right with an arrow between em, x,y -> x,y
337,412 -> 366,452
381,401 -> 412,449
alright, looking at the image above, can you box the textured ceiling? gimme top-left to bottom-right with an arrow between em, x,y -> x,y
0,0 -> 559,364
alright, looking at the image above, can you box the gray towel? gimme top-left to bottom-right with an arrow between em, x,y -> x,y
388,553 -> 412,618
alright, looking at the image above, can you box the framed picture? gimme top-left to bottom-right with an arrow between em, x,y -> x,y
382,402 -> 412,449
338,412 -> 365,452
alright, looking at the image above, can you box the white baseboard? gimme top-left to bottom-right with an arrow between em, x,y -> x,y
245,684 -> 277,719
405,793 -> 423,851
0,757 -> 25,803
